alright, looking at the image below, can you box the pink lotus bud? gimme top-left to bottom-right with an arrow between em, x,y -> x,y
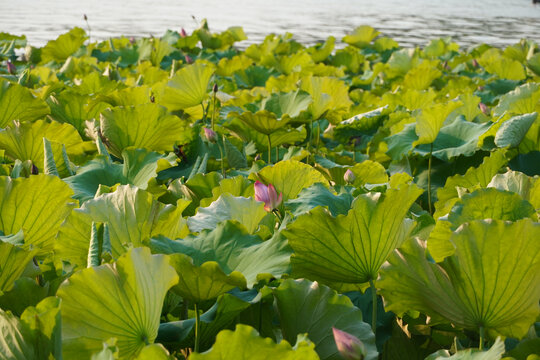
129,37 -> 135,44
472,59 -> 479,68
83,14 -> 88,21
478,102 -> 489,116
185,54 -> 193,64
344,169 -> 356,184
254,181 -> 283,212
213,83 -> 218,93
6,60 -> 16,75
203,127 -> 218,143
332,328 -> 366,360
181,28 -> 188,37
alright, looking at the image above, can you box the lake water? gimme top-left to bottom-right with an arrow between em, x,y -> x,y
1,0 -> 540,48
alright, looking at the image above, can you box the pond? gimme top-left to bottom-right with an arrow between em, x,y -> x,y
1,0 -> 540,47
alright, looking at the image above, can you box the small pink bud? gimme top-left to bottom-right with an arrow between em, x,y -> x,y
332,328 -> 366,360
203,127 -> 218,143
213,83 -> 218,93
129,37 -> 135,44
185,54 -> 193,64
478,102 -> 489,116
180,28 -> 188,37
254,181 -> 283,212
472,59 -> 479,68
83,14 -> 88,21
6,60 -> 16,75
344,169 -> 356,184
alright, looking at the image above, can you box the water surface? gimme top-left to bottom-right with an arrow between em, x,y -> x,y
1,0 -> 540,48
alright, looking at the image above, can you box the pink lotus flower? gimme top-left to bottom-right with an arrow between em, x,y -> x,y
254,181 -> 283,212
180,28 -> 188,37
6,60 -> 15,75
203,127 -> 218,143
344,169 -> 356,184
185,54 -> 193,64
332,327 -> 366,360
478,102 -> 490,116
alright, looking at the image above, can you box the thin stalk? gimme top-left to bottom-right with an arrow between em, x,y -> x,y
427,143 -> 433,214
369,278 -> 377,334
275,146 -> 279,162
211,90 -> 217,131
267,134 -> 272,164
479,326 -> 484,351
218,137 -> 226,177
194,303 -> 201,353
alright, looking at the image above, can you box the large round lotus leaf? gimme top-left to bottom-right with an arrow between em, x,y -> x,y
55,185 -> 188,269
0,175 -> 75,253
273,279 -> 377,360
494,112 -> 537,148
284,181 -> 422,284
493,83 -> 540,117
379,219 -> 540,339
254,159 -> 328,200
0,241 -> 37,294
343,25 -> 380,48
412,101 -> 463,147
425,337 -> 505,360
190,324 -> 319,360
57,247 -> 178,359
187,194 -> 267,234
300,75 -> 352,122
0,308 -> 35,359
100,103 -> 192,158
285,183 -> 353,217
0,119 -> 85,173
150,220 -> 291,289
40,27 -> 87,63
161,62 -> 215,110
0,79 -> 50,127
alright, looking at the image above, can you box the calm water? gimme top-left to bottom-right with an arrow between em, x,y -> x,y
1,0 -> 540,48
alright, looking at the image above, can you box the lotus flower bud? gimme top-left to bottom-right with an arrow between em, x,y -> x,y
332,328 -> 366,360
180,28 -> 188,37
83,14 -> 88,21
479,102 -> 489,116
129,37 -> 135,45
6,60 -> 16,75
213,83 -> 218,93
472,59 -> 479,68
185,54 -> 193,64
254,181 -> 283,212
344,169 -> 356,184
203,127 -> 218,143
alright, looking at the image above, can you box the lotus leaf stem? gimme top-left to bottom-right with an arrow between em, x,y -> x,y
194,302 -> 201,353
369,278 -> 377,335
428,143 -> 433,214
479,326 -> 484,350
267,134 -> 272,164
218,137 -> 226,177
211,89 -> 217,131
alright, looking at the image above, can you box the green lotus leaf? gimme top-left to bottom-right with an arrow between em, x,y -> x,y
379,219 -> 540,339
478,48 -> 526,81
307,36 -> 336,63
494,112 -> 537,148
278,51 -> 314,75
343,25 -> 380,48
493,83 -> 540,117
95,86 -> 154,107
150,220 -> 291,288
0,79 -> 50,127
425,337 -> 504,360
234,65 -> 275,89
428,188 -> 537,261
0,119 -> 85,173
199,175 -> 254,207
187,194 -> 266,233
0,278 -> 49,317
40,27 -> 87,63
254,159 -> 328,200
300,76 -> 353,123
100,103 -> 192,158
403,60 -> 441,90
167,253 -> 246,302
413,101 -> 463,147
56,185 -> 188,268
233,90 -> 312,134
47,90 -> 109,134
157,292 -> 254,352
0,240 -> 37,294
284,180 -> 422,284
0,174 -> 75,253
19,297 -> 62,360
527,52 -> 540,76
0,308 -> 35,359
285,183 -> 353,217
65,148 -> 176,203
161,62 -> 215,110
457,93 -> 483,122
488,170 -> 540,210
190,324 -> 319,360
274,279 -> 377,360
57,247 -> 179,359
334,106 -> 389,139
133,344 -> 172,360
349,160 -> 389,187
435,150 -> 508,218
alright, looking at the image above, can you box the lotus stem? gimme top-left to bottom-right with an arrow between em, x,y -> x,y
218,136 -> 226,178
267,134 -> 272,164
369,278 -> 377,335
211,88 -> 217,131
194,302 -> 201,353
428,143 -> 433,214
479,326 -> 484,350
